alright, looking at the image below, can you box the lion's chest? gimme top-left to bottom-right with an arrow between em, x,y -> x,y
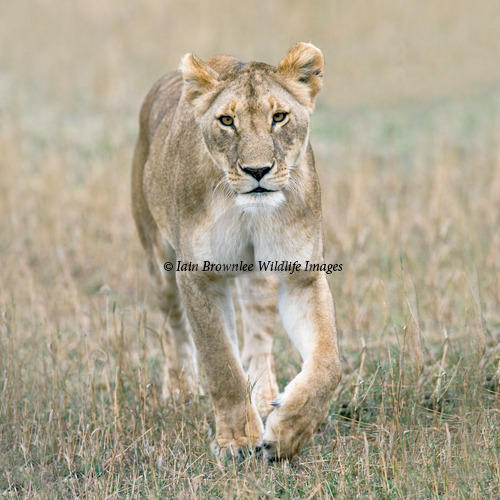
187,200 -> 253,268
183,198 -> 318,275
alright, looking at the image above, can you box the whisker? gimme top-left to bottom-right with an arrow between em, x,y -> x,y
212,176 -> 236,202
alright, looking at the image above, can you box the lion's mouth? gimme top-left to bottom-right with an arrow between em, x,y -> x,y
247,187 -> 276,194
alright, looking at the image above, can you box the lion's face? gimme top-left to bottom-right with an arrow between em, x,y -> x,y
198,68 -> 310,207
181,44 -> 324,208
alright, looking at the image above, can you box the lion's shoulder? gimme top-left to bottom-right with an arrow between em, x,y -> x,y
140,71 -> 184,140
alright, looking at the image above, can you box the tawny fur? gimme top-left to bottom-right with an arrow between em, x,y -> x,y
131,42 -> 341,460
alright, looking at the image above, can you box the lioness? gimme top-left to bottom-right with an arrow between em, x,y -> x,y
132,42 -> 341,460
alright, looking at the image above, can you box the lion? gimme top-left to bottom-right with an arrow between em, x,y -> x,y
131,42 -> 341,461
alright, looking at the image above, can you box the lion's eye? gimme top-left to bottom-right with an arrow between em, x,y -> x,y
219,116 -> 234,127
272,112 -> 287,124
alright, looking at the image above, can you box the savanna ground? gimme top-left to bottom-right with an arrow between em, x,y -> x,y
1,1 -> 500,498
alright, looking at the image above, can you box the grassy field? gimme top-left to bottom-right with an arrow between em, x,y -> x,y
1,1 -> 500,498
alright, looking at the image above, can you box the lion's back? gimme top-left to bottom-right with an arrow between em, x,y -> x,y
140,71 -> 184,142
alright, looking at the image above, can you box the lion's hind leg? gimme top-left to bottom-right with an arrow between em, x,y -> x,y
236,274 -> 279,420
149,239 -> 199,398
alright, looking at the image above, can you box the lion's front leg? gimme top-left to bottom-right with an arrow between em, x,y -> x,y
263,272 -> 341,460
176,272 -> 263,459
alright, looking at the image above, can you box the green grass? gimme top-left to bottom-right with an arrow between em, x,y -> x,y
1,1 -> 500,498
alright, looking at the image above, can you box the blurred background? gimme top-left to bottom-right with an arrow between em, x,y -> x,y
3,0 -> 500,107
2,0 -> 499,153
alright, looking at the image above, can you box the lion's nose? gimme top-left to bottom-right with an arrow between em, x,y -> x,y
240,165 -> 272,181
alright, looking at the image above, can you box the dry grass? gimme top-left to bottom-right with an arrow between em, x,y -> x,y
1,1 -> 500,498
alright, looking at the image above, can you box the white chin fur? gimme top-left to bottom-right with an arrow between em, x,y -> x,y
235,191 -> 285,211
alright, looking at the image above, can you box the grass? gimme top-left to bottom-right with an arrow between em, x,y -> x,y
1,0 -> 500,498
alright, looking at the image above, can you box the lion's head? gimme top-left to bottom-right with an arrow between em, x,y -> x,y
180,42 -> 324,208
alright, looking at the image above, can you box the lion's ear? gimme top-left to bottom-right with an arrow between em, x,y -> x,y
278,42 -> 324,112
180,53 -> 220,114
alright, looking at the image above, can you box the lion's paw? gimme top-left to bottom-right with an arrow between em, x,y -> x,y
262,395 -> 329,461
210,436 -> 263,462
